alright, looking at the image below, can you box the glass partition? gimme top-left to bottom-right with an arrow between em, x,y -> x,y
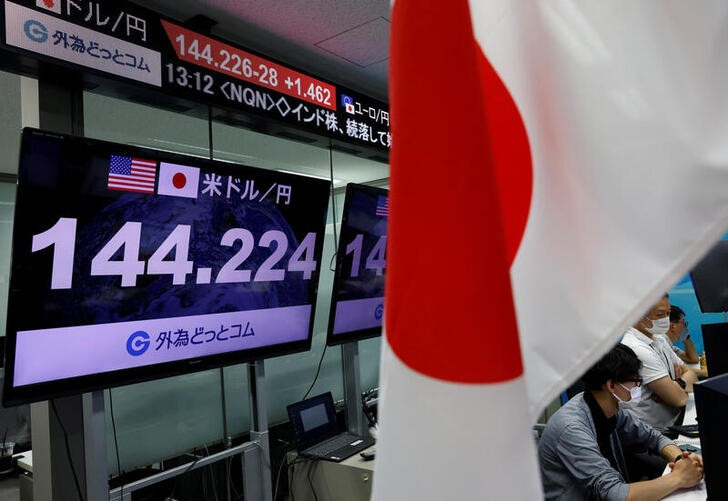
0,69 -> 22,338
0,183 -> 16,340
0,70 -> 22,176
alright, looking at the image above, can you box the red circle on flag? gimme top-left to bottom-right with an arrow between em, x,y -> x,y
172,172 -> 186,189
386,0 -> 532,385
478,50 -> 532,266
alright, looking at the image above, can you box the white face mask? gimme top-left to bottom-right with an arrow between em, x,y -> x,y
645,316 -> 670,337
612,383 -> 642,406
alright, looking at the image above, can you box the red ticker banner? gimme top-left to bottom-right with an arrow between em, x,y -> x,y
161,21 -> 337,110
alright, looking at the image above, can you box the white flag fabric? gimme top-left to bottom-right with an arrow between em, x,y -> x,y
475,1 -> 728,420
375,0 -> 728,499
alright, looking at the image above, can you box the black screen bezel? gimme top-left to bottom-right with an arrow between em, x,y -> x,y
325,183 -> 387,346
3,128 -> 330,406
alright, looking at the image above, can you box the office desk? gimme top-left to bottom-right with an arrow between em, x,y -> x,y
663,393 -> 706,500
288,445 -> 375,501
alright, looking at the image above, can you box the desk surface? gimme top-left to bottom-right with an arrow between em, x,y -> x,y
13,450 -> 32,474
338,444 -> 375,472
662,393 -> 706,500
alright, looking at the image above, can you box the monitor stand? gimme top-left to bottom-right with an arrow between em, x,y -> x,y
342,341 -> 367,437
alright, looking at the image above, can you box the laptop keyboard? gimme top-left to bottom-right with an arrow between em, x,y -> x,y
306,433 -> 360,456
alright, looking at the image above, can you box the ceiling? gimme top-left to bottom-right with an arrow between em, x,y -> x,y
140,0 -> 392,102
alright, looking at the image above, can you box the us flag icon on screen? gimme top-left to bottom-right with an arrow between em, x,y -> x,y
376,195 -> 389,217
157,162 -> 200,199
107,156 -> 157,194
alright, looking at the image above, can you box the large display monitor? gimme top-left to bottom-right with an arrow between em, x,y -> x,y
690,240 -> 728,313
3,128 -> 330,405
694,374 -> 728,499
326,183 -> 388,345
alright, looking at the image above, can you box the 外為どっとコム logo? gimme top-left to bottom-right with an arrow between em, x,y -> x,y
126,331 -> 150,356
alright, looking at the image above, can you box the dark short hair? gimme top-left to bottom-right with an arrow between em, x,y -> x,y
670,305 -> 686,323
582,344 -> 642,391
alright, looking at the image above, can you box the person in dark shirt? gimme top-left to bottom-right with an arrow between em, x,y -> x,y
539,344 -> 703,500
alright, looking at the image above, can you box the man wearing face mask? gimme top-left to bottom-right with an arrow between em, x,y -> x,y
620,295 -> 699,432
539,344 -> 703,500
665,306 -> 698,364
665,305 -> 708,377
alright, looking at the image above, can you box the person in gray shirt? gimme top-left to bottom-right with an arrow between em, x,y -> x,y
539,344 -> 703,500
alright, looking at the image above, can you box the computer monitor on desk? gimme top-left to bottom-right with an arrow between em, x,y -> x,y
694,373 -> 728,500
701,323 -> 728,377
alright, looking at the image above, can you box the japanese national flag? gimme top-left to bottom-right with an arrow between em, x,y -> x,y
157,162 -> 200,199
36,0 -> 60,14
374,1 -> 728,499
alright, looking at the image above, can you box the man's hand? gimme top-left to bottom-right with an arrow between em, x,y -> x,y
681,370 -> 699,392
687,452 -> 703,468
675,363 -> 686,378
668,452 -> 704,488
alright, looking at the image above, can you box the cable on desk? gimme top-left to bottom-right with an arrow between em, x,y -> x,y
168,444 -> 208,499
287,457 -> 314,501
226,454 -> 243,500
307,460 -> 320,501
50,399 -> 85,501
272,439 -> 295,501
328,139 -> 339,253
273,450 -> 289,500
302,343 -> 328,401
202,443 -> 220,501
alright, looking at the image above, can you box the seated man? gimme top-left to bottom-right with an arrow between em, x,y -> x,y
620,295 -> 699,432
539,344 -> 703,500
666,305 -> 708,377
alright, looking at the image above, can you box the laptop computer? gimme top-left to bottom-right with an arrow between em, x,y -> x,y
287,392 -> 374,462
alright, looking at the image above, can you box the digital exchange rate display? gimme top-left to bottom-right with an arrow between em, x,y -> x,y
1,0 -> 390,151
3,129 -> 330,405
327,184 -> 388,345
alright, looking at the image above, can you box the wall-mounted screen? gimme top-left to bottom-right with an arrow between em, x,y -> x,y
326,183 -> 387,345
3,128 -> 330,405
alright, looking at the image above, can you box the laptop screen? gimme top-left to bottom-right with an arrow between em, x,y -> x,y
301,403 -> 330,431
287,392 -> 339,449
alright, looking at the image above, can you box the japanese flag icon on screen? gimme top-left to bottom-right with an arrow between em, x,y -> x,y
36,0 -> 61,14
341,94 -> 355,114
157,162 -> 200,199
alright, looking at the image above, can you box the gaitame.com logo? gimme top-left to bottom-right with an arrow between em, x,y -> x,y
24,19 -> 48,43
126,331 -> 150,356
375,303 -> 384,320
